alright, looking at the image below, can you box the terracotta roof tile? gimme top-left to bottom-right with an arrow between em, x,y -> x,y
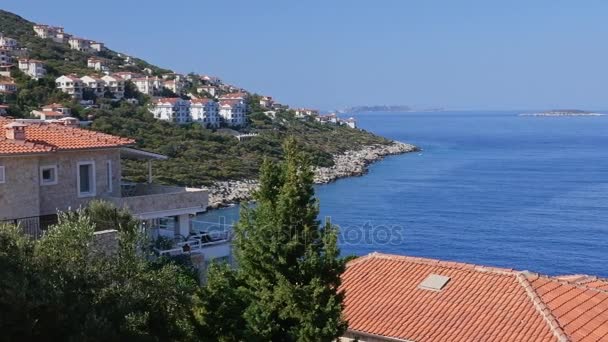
341,253 -> 608,341
0,117 -> 134,155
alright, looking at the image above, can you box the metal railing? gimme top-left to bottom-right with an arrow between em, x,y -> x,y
0,216 -> 43,239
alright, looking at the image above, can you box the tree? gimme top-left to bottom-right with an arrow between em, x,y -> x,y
229,137 -> 347,341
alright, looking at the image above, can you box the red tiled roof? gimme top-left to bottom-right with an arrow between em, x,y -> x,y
340,253 -> 608,342
155,97 -> 182,104
0,118 -> 134,155
190,98 -> 213,104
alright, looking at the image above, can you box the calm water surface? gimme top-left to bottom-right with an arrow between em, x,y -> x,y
199,111 -> 608,276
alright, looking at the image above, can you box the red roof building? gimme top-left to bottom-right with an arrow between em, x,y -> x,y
340,253 -> 608,342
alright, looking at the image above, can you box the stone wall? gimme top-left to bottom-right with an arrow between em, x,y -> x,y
91,229 -> 119,257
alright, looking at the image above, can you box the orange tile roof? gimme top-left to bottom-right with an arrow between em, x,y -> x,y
0,118 -> 134,155
340,253 -> 608,342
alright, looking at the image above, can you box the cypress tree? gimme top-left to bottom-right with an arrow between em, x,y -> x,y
234,137 -> 347,341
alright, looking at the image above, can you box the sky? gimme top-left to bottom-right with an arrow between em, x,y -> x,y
3,0 -> 608,111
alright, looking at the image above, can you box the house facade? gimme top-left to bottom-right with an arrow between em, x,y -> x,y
0,118 -> 229,265
31,103 -> 72,121
101,75 -> 125,99
89,41 -> 104,52
0,35 -> 17,50
219,99 -> 247,127
87,57 -> 106,71
18,59 -> 46,80
0,48 -> 11,65
68,37 -> 91,52
80,76 -> 105,97
0,80 -> 17,94
191,99 -> 220,128
150,98 -> 191,123
33,25 -> 66,43
131,76 -> 160,96
56,75 -> 83,99
197,85 -> 217,97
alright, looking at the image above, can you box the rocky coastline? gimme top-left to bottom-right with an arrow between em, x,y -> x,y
206,141 -> 418,209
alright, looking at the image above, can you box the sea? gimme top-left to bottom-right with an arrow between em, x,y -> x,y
198,111 -> 608,277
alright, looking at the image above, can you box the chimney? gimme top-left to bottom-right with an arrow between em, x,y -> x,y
4,122 -> 28,141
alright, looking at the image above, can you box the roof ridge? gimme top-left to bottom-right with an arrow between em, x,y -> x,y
546,275 -> 608,294
516,273 -> 571,342
346,252 -> 516,275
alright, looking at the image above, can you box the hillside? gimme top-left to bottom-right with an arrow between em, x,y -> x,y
0,9 -> 394,186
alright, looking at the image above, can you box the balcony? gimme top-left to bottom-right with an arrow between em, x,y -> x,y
108,183 -> 208,219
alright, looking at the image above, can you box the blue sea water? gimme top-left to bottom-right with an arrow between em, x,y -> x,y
199,111 -> 608,277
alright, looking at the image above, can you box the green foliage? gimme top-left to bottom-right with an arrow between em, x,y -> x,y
0,205 -> 200,342
204,138 -> 348,341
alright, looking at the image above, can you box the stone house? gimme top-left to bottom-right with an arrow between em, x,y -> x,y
0,118 -> 229,265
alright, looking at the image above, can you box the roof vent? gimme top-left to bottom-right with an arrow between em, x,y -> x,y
4,122 -> 28,141
418,274 -> 451,292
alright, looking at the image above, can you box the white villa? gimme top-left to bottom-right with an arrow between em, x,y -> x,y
80,75 -> 105,97
90,41 -> 104,52
197,85 -> 217,97
113,72 -> 142,81
191,98 -> 220,128
55,75 -> 83,99
163,79 -> 183,94
131,76 -> 161,96
259,96 -> 274,108
33,24 -> 67,43
87,57 -> 107,71
343,117 -> 357,129
18,59 -> 46,80
294,108 -> 319,118
0,34 -> 17,50
219,99 -> 247,127
68,37 -> 91,52
150,98 -> 191,124
101,75 -> 125,99
0,80 -> 17,94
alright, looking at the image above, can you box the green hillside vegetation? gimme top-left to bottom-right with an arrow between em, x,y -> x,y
0,9 -> 390,186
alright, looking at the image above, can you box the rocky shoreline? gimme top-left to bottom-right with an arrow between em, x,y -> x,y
206,141 -> 419,209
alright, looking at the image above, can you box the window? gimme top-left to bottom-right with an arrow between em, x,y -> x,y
77,161 -> 96,197
40,165 -> 58,185
0,166 -> 5,184
106,160 -> 113,193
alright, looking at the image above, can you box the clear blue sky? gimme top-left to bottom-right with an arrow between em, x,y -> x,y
3,0 -> 608,110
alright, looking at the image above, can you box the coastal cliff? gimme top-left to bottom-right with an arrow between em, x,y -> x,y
206,141 -> 418,208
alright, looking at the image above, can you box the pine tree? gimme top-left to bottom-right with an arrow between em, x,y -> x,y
234,137 -> 347,341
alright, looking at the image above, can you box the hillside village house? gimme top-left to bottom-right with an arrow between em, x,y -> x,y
191,98 -> 220,128
344,117 -> 357,129
56,75 -> 83,99
18,58 -> 46,79
0,48 -> 11,65
68,37 -> 91,52
340,253 -> 608,342
150,98 -> 191,123
0,117 -> 231,264
87,57 -> 106,71
197,85 -> 217,97
316,113 -> 338,124
163,79 -> 183,94
101,75 -> 125,99
33,24 -> 67,43
31,103 -> 72,121
259,96 -> 274,108
0,34 -> 17,50
219,99 -> 247,126
89,41 -> 104,52
0,80 -> 17,94
131,76 -> 161,96
80,76 -> 106,97
113,71 -> 142,81
294,108 -> 319,118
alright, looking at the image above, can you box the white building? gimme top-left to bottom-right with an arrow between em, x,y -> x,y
294,108 -> 319,118
55,75 -> 83,99
163,79 -> 183,94
80,75 -> 106,97
0,48 -> 11,65
18,59 -> 46,80
68,37 -> 91,52
259,96 -> 274,108
101,75 -> 125,99
0,35 -> 17,50
87,57 -> 106,71
113,72 -> 142,81
89,41 -> 104,52
315,113 -> 338,124
150,98 -> 191,124
0,80 -> 17,94
219,99 -> 247,127
197,85 -> 217,97
191,99 -> 220,128
343,117 -> 357,129
33,25 -> 66,43
131,76 -> 161,96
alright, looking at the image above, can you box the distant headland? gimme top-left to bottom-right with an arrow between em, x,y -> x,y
520,109 -> 605,117
339,105 -> 444,114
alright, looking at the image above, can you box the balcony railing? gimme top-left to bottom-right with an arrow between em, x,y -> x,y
107,183 -> 208,218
